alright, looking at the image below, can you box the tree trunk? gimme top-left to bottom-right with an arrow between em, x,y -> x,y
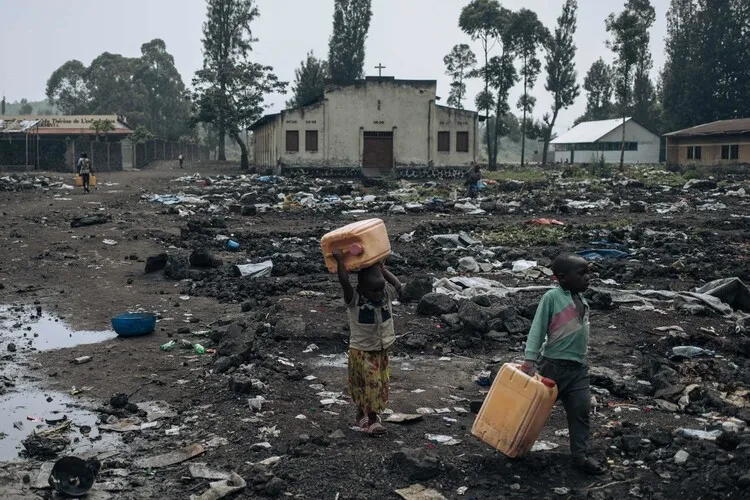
543,109 -> 560,165
218,126 -> 226,161
619,114 -> 626,170
231,129 -> 249,170
521,69 -> 528,167
483,42 -> 494,171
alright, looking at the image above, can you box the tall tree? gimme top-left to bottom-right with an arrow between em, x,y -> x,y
582,58 -> 614,121
135,39 -> 192,141
192,0 -> 286,168
87,52 -> 145,121
443,44 -> 477,109
460,0 -> 518,170
659,0 -> 698,132
328,0 -> 373,83
509,9 -> 548,166
287,51 -> 328,108
661,0 -> 750,131
460,0 -> 503,169
606,0 -> 655,169
45,60 -> 91,114
541,0 -> 580,164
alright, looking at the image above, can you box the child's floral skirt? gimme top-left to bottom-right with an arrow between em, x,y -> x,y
348,348 -> 389,414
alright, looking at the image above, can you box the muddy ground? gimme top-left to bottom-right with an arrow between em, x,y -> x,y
0,161 -> 749,499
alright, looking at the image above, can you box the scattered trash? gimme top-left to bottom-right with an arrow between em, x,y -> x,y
671,346 -> 715,359
385,413 -> 424,424
189,464 -> 232,481
511,260 -> 537,272
474,370 -> 492,387
135,443 -> 205,468
190,472 -> 246,500
531,440 -> 559,451
425,434 -> 461,446
234,261 -> 273,278
102,239 -> 117,245
161,340 -> 177,352
70,214 -> 110,228
576,249 -> 630,261
554,487 -> 570,496
395,483 -> 447,500
226,240 -> 240,251
416,408 -> 434,415
303,343 -> 319,353
72,356 -> 92,365
675,428 -> 722,441
457,486 -> 468,495
48,456 -> 99,496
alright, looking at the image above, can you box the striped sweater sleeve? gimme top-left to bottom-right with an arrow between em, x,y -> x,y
524,292 -> 552,362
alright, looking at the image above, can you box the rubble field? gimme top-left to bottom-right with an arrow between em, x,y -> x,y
0,161 -> 749,499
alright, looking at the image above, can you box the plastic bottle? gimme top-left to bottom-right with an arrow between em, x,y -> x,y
193,343 -> 206,355
160,340 -> 176,351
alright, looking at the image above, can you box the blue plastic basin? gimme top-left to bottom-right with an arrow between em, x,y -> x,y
111,313 -> 156,337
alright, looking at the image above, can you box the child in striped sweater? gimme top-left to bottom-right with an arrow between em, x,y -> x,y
520,253 -> 606,475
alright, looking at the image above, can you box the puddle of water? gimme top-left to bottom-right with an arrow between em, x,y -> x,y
0,304 -> 116,352
0,388 -> 121,461
0,304 -> 122,461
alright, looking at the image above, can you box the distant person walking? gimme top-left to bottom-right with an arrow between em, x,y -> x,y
77,153 -> 93,194
178,154 -> 184,169
465,164 -> 481,199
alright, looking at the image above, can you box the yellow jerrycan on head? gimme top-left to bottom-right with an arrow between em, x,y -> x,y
471,363 -> 558,458
320,218 -> 391,273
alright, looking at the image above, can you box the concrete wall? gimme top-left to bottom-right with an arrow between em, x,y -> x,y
277,103 -> 326,167
325,79 -> 434,167
554,120 -> 660,164
433,106 -> 477,167
666,134 -> 750,166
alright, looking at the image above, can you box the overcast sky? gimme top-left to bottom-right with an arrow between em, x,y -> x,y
0,0 -> 668,134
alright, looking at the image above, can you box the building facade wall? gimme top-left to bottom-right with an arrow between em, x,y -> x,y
553,120 -> 660,164
434,106 -> 477,167
666,134 -> 750,166
324,80 -> 434,167
251,79 -> 478,169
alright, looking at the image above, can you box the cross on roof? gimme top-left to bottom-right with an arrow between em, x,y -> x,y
374,63 -> 386,77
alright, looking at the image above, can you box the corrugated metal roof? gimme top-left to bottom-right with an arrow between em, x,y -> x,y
247,113 -> 279,131
551,118 -> 631,144
0,119 -> 41,133
663,118 -> 750,137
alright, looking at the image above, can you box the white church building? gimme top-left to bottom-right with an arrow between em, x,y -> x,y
550,117 -> 660,164
249,76 -> 479,173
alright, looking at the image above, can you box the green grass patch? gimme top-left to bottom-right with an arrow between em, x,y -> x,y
483,167 -> 548,183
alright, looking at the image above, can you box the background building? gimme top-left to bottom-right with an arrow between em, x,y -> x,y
664,118 -> 750,166
550,117 -> 660,164
249,77 -> 479,175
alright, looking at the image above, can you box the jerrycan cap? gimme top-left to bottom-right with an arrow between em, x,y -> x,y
349,243 -> 364,256
540,377 -> 556,388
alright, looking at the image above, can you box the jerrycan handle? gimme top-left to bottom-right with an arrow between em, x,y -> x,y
325,243 -> 364,258
540,377 -> 556,388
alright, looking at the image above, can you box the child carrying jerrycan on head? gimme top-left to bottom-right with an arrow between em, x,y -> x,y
321,219 -> 403,435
